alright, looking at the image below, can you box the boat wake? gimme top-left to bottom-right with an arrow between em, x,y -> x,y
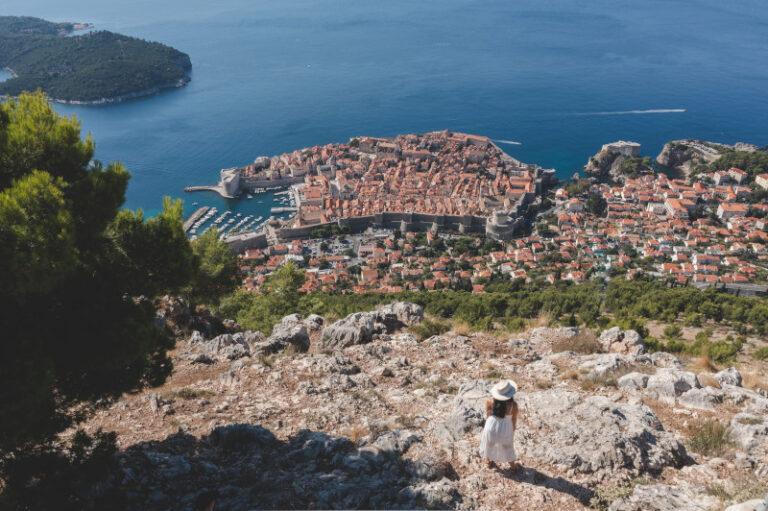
494,139 -> 522,145
573,109 -> 686,116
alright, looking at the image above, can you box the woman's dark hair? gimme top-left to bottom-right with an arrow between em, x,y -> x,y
492,397 -> 514,418
195,489 -> 219,511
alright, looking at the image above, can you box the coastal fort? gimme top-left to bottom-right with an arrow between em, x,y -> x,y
188,130 -> 557,250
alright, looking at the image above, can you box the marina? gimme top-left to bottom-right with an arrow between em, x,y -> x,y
181,186 -> 293,240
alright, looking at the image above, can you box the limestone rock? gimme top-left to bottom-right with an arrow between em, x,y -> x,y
578,353 -> 625,378
645,368 -> 700,402
203,333 -> 251,359
608,483 -> 719,511
725,499 -> 768,511
729,413 -> 768,451
524,357 -> 560,379
187,330 -> 205,345
678,386 -> 724,411
649,352 -> 683,369
584,141 -> 644,182
618,372 -> 650,392
322,312 -> 377,349
371,429 -> 422,455
243,330 -> 265,345
528,326 -> 578,352
508,338 -> 540,362
402,478 -> 460,509
252,315 -> 310,357
721,384 -> 768,414
305,313 -> 325,331
715,367 -> 742,387
598,327 -> 646,357
440,380 -> 493,441
321,302 -> 423,349
377,301 -> 424,327
189,353 -> 215,365
516,390 -> 690,481
314,352 -> 361,375
655,139 -> 728,173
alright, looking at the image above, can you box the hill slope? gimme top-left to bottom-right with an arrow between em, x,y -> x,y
72,300 -> 768,510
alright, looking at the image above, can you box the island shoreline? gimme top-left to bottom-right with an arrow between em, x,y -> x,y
2,73 -> 191,106
50,75 -> 191,105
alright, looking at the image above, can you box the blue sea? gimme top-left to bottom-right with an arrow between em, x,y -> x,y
3,0 -> 767,219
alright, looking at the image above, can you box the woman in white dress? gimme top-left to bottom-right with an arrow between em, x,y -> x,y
479,380 -> 520,471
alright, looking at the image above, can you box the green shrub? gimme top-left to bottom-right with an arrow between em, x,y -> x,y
606,316 -> 649,339
663,325 -> 682,340
687,421 -> 733,457
754,346 -> 768,360
688,338 -> 742,363
552,332 -> 602,354
683,313 -> 703,327
589,484 -> 634,510
171,388 -> 215,400
410,318 -> 450,341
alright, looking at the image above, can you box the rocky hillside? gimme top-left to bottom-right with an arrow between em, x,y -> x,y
584,141 -> 651,182
655,140 -> 760,176
75,301 -> 768,510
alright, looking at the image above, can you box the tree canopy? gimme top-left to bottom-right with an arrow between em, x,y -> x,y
0,16 -> 191,102
0,91 -> 196,452
188,227 -> 240,306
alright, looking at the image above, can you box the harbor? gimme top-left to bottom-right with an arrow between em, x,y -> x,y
182,185 -> 296,240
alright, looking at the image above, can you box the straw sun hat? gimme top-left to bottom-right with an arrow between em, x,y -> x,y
490,380 -> 518,401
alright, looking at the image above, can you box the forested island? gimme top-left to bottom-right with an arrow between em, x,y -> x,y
0,16 -> 191,104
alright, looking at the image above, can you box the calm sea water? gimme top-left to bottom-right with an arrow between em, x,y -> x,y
3,0 -> 767,217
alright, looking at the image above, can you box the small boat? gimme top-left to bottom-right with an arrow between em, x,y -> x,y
192,202 -> 199,206
247,194 -> 253,199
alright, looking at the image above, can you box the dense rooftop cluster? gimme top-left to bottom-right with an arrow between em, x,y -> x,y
236,162 -> 768,295
241,130 -> 541,226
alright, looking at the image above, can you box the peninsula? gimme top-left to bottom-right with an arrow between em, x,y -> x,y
0,16 -> 191,104
187,130 -> 558,247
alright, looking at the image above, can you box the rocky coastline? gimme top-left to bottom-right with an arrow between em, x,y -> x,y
49,75 -> 191,106
655,139 -> 760,177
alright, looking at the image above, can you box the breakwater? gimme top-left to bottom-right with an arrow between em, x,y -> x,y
183,206 -> 209,232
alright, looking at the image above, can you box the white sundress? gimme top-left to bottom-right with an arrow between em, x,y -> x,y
479,413 -> 517,463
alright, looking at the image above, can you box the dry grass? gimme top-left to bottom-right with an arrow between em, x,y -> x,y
167,387 -> 216,400
580,374 -> 620,391
736,416 -> 763,426
451,321 -> 472,336
579,367 -> 635,391
697,373 -> 721,389
562,369 -> 580,381
689,353 -> 719,374
742,372 -> 768,392
343,424 -> 370,443
705,471 -> 766,506
531,310 -> 554,328
686,420 -> 733,457
415,376 -> 458,396
552,331 -> 601,355
394,415 -> 419,429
